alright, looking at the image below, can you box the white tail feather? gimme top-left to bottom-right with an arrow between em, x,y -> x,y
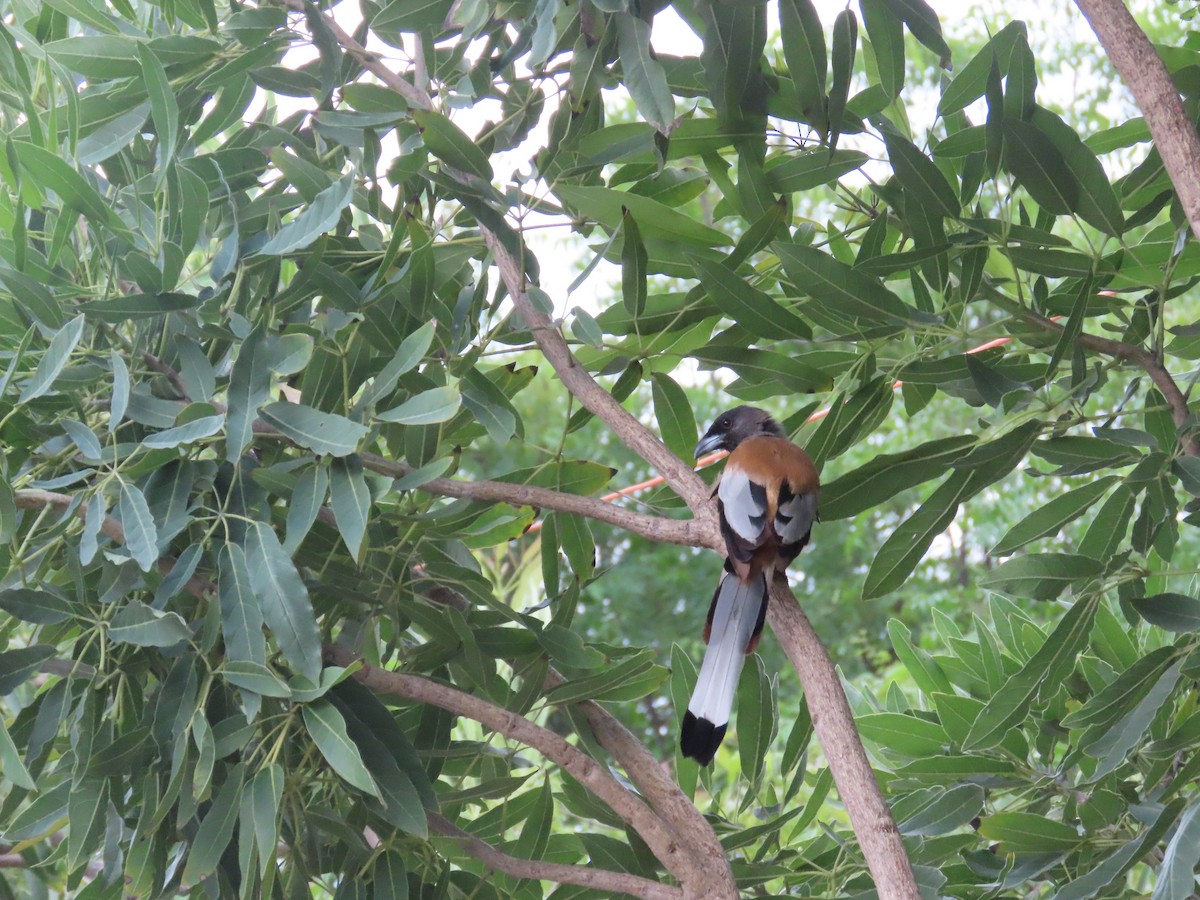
686,572 -> 766,731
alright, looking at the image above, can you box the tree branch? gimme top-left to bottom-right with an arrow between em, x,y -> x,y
479,228 -> 715,522
540,670 -> 737,897
357,449 -> 721,551
428,812 -> 683,900
1073,0 -> 1200,242
766,575 -> 919,900
322,645 -> 708,895
1016,307 -> 1198,454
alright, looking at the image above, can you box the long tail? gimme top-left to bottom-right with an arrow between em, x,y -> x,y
680,570 -> 768,765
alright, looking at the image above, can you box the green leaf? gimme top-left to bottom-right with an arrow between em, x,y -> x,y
557,512 -> 595,579
774,242 -> 939,327
543,650 -> 667,704
218,543 -> 267,665
80,292 -> 199,321
962,595 -> 1098,750
978,812 -> 1082,852
330,455 -> 370,560
898,784 -> 984,837
856,713 -> 949,756
690,254 -> 811,339
372,0 -> 451,33
110,601 -> 191,647
650,372 -> 697,462
357,322 -> 437,409
259,401 -> 368,457
240,765 -> 284,879
937,21 -> 1025,116
377,386 -> 462,425
863,469 -> 973,599
142,414 -> 224,450
621,209 -> 647,316
1003,118 -> 1078,215
223,660 -> 292,698
1131,593 -> 1200,632
182,765 -> 245,887
882,130 -> 959,217
1153,798 -> 1200,900
118,480 -> 160,572
991,477 -> 1118,555
884,0 -> 950,65
821,434 -> 976,520
690,346 -> 832,393
888,619 -> 953,698
1003,31 -> 1036,120
0,714 -> 35,789
778,0 -> 828,136
615,12 -> 675,133
1052,800 -> 1183,900
828,9 -> 857,150
13,142 -> 126,233
20,314 -> 85,403
1030,106 -> 1124,235
246,522 -> 322,682
372,850 -> 409,900
737,655 -> 774,795
766,149 -> 868,193
257,175 -> 354,256
303,699 -> 380,795
555,184 -> 729,246
226,326 -> 271,461
0,587 -> 76,625
137,43 -> 179,172
1062,645 -> 1179,730
413,109 -> 492,180
861,0 -> 904,99
979,553 -> 1103,600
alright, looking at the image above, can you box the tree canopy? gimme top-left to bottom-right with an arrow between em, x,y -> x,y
3,0 -> 1200,897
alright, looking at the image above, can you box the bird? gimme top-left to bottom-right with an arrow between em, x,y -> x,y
681,405 -> 819,765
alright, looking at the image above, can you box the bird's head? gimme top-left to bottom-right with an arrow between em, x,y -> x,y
694,406 -> 784,457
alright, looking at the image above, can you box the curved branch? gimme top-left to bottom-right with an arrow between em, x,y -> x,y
322,645 -> 705,894
479,228 -> 714,521
766,575 -> 919,900
428,812 -> 683,900
358,449 -> 721,551
1074,0 -> 1200,242
1016,308 -> 1198,454
541,670 -> 737,897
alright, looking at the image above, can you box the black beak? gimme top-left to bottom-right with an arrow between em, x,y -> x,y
694,432 -> 724,458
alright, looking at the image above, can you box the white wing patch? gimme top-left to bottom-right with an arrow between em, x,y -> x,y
776,490 -> 817,545
718,468 -> 767,543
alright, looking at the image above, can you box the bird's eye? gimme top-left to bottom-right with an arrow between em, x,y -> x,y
719,419 -> 730,429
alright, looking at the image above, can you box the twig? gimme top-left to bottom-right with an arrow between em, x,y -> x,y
1073,0 -> 1200,243
479,228 -> 715,522
1016,308 -> 1198,454
142,352 -> 191,401
428,812 -> 683,900
766,575 -> 919,900
321,647 -> 705,893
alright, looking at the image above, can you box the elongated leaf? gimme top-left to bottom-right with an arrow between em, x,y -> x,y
240,764 -> 284,879
259,401 -> 367,457
110,601 -> 190,647
246,522 -> 321,682
882,130 -> 959,217
257,175 -> 353,256
779,0 -> 827,136
888,619 -> 953,698
377,386 -> 462,425
899,784 -> 984,836
621,209 -> 647,316
767,149 -> 868,193
615,12 -> 675,133
775,242 -> 939,327
358,322 -> 436,409
285,464 -> 329,554
226,326 -> 271,461
143,414 -> 224,449
303,700 -> 379,795
0,714 -> 35,789
412,108 -> 492,180
1153,797 -> 1200,900
885,0 -> 950,64
13,142 -> 125,232
118,480 -> 159,572
857,713 -> 949,756
330,455 -> 370,560
218,543 -> 267,665
963,595 -> 1098,750
991,477 -> 1118,555
555,183 -> 728,246
822,434 -> 976,520
737,655 -> 774,795
1003,118 -> 1078,215
138,43 -> 179,171
0,587 -> 76,625
691,254 -> 810,339
861,0 -> 903,99
182,766 -> 245,887
863,470 -> 972,599
1062,645 -> 1179,731
1052,799 -> 1183,900
979,553 -> 1103,600
650,372 -> 697,463
1032,106 -> 1124,235
20,314 -> 85,403
1131,593 -> 1200,632
979,812 -> 1081,852
938,21 -> 1025,116
828,9 -> 857,150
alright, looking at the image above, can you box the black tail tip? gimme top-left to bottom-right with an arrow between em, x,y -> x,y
680,711 -> 726,766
